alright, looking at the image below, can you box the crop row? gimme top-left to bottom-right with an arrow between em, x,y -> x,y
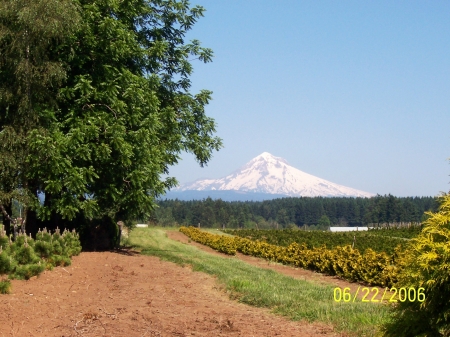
179,226 -> 237,255
367,226 -> 422,239
223,228 -> 409,255
180,226 -> 407,287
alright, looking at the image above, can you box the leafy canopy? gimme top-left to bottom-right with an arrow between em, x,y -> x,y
0,0 -> 222,231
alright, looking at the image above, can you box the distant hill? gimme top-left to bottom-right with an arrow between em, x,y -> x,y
160,190 -> 288,202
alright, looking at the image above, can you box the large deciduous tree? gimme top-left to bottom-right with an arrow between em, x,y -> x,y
0,0 -> 222,248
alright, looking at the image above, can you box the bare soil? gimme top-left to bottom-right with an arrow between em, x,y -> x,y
0,232 -> 354,337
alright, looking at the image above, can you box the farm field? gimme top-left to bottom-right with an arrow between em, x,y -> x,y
0,227 -> 391,337
222,228 -> 419,255
167,230 -> 379,298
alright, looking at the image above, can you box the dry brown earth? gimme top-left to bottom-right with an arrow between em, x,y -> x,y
0,231 -> 358,337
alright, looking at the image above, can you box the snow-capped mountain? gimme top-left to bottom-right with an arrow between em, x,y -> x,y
174,152 -> 374,198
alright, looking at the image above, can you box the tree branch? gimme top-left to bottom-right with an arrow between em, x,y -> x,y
0,204 -> 16,225
83,103 -> 118,119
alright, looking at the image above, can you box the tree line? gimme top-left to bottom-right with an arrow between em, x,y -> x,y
152,195 -> 439,229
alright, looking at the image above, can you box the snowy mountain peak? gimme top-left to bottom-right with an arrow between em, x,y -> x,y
255,152 -> 283,161
176,153 -> 375,198
246,152 -> 289,166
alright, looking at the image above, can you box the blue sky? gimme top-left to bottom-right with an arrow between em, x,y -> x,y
167,0 -> 450,197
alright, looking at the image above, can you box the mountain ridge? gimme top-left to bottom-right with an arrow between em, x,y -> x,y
171,152 -> 374,199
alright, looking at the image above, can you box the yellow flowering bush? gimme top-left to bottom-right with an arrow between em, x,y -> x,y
180,226 -> 405,287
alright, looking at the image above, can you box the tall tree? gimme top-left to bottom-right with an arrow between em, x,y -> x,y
0,0 -> 222,248
0,0 -> 81,235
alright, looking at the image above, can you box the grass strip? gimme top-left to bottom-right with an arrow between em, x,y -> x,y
128,227 -> 391,337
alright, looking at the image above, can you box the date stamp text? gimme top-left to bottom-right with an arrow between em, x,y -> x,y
333,287 -> 425,303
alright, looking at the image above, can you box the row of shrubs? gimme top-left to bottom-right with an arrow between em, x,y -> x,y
0,226 -> 82,293
179,226 -> 407,287
179,226 -> 237,255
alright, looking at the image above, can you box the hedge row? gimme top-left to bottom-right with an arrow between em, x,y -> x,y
0,226 -> 82,293
179,226 -> 407,287
179,226 -> 237,255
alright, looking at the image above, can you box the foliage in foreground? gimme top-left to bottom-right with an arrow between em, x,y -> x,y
0,226 -> 82,290
180,226 -> 407,287
382,193 -> 450,337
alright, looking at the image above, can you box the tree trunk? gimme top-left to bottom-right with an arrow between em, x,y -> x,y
2,202 -> 12,237
25,208 -> 39,238
42,192 -> 63,233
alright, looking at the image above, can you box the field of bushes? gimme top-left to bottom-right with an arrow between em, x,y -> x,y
223,227 -> 419,255
179,194 -> 450,337
180,226 -> 407,287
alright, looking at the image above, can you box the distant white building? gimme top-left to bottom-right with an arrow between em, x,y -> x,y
329,226 -> 372,232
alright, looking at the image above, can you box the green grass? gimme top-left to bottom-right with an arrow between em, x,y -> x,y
128,227 -> 392,337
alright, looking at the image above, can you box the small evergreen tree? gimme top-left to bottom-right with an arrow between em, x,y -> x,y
382,192 -> 450,337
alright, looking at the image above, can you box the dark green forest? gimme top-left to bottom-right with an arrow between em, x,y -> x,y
152,195 -> 439,229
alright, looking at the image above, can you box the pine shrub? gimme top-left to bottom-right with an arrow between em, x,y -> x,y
48,255 -> 71,267
12,263 -> 45,280
382,193 -> 450,337
0,227 -> 82,292
0,228 -> 8,249
35,229 -> 52,242
0,279 -> 11,294
0,250 -> 13,274
62,230 -> 82,256
13,245 -> 40,265
51,240 -> 63,255
33,240 -> 53,259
